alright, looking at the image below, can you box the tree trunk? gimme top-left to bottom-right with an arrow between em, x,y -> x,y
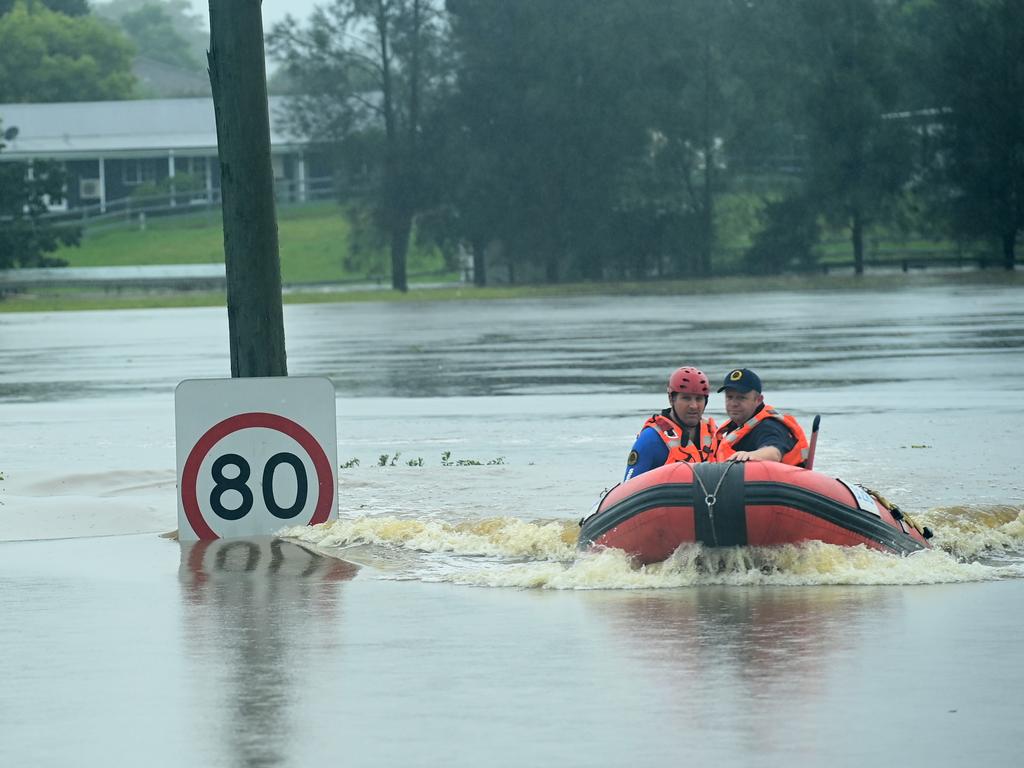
545,252 -> 559,284
700,37 -> 715,277
1003,230 -> 1017,270
851,208 -> 865,275
472,238 -> 487,287
372,1 -> 407,293
701,165 -> 714,276
208,0 -> 287,377
390,213 -> 411,293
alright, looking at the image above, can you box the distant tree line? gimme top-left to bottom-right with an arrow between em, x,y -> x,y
0,1 -> 208,103
269,0 -> 1023,289
0,1 -> 1020,283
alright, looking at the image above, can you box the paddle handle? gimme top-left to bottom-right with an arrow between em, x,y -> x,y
805,415 -> 821,470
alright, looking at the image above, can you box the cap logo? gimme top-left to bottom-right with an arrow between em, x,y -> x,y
729,369 -> 743,381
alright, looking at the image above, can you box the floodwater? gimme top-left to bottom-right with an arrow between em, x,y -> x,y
2,278 -> 1023,766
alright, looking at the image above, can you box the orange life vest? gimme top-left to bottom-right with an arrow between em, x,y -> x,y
715,404 -> 809,466
642,412 -> 720,464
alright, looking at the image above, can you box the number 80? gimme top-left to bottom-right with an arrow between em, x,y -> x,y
209,452 -> 309,520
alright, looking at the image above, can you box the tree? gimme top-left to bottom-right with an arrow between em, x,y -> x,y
268,0 -> 450,292
94,0 -> 210,72
920,0 -> 1023,270
446,0 -> 653,283
0,119 -> 81,270
0,0 -> 89,15
631,0 -> 741,278
791,0 -> 915,274
208,0 -> 287,376
119,3 -> 202,69
0,2 -> 136,103
743,194 -> 821,274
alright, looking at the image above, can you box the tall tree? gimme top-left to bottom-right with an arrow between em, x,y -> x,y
268,0 -> 449,292
792,0 -> 914,274
921,0 -> 1023,270
446,0 -> 651,283
613,0 -> 735,278
0,120 -> 81,270
208,0 -> 287,377
0,1 -> 136,102
119,2 -> 202,69
634,0 -> 738,277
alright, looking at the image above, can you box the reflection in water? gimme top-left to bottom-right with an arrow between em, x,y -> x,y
178,538 -> 357,768
595,586 -> 890,759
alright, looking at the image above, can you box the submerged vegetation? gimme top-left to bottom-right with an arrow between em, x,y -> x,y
366,452 -> 506,468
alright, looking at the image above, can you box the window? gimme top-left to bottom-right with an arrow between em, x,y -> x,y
175,156 -> 208,176
122,159 -> 158,185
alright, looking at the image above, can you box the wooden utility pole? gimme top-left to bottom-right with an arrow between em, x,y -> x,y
207,0 -> 287,377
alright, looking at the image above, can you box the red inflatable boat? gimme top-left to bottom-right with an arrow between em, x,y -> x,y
578,461 -> 933,564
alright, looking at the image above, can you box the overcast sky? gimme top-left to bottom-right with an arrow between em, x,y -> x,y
177,1 -> 323,71
184,1 -> 323,32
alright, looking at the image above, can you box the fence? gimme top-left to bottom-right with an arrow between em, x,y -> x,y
37,176 -> 340,234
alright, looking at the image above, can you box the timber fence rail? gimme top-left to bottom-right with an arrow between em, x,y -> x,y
35,176 -> 340,234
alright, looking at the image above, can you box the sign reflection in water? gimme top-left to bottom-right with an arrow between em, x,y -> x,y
178,538 -> 357,764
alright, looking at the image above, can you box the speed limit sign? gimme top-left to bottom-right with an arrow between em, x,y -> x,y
175,377 -> 338,541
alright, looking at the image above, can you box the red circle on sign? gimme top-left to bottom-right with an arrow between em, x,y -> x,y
181,412 -> 334,540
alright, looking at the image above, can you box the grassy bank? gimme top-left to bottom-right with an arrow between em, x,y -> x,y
2,269 -> 1020,314
54,197 -> 985,279
1,198 -> 1014,314
53,201 -> 454,285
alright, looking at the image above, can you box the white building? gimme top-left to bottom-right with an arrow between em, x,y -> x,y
0,97 -> 329,212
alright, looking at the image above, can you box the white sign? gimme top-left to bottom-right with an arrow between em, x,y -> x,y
837,478 -> 882,517
175,377 -> 338,541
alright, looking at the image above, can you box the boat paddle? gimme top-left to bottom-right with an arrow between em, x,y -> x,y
805,415 -> 821,470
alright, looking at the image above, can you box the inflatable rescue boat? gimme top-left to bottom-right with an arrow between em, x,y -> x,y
578,461 -> 933,564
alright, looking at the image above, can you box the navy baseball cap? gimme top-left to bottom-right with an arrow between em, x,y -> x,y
717,368 -> 762,393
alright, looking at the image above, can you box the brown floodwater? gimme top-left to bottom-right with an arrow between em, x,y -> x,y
1,279 -> 1022,765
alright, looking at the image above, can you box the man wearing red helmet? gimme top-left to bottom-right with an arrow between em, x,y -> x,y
715,368 -> 809,465
623,366 -> 720,481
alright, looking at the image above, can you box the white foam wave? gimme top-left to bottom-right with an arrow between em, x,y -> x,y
444,542 -> 1009,589
919,505 -> 1024,560
280,514 -> 1017,589
278,515 -> 577,560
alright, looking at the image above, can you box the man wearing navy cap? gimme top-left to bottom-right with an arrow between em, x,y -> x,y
715,368 -> 809,465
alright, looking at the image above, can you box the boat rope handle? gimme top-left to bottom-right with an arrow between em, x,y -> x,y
864,486 -> 935,540
692,461 -> 738,547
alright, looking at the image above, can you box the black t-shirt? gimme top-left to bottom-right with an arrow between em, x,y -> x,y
731,406 -> 796,455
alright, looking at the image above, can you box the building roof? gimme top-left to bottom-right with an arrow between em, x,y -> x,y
0,97 -> 306,160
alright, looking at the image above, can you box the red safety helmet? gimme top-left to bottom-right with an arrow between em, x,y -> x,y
667,366 -> 710,397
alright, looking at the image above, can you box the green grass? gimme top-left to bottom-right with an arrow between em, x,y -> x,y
62,213 -> 226,267
55,201 -> 453,284
54,195 -> 982,279
3,197 -> 1012,314
3,269 -> 1020,314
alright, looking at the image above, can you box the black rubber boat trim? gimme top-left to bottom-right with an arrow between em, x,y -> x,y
578,480 -> 926,556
